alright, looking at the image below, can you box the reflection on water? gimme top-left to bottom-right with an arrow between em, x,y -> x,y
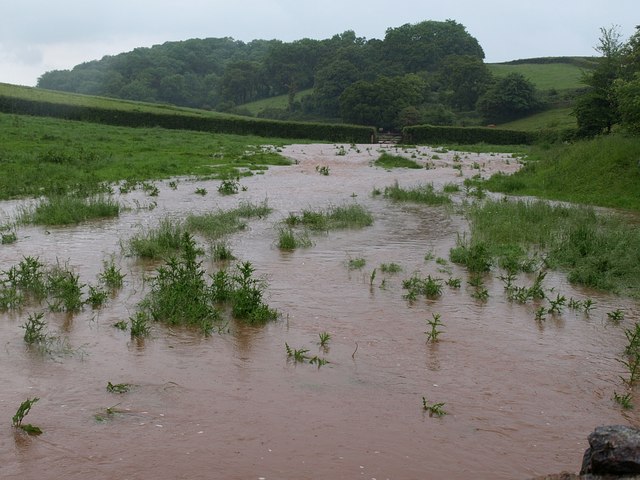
0,144 -> 638,479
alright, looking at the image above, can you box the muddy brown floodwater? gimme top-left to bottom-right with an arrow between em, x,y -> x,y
1,143 -> 638,480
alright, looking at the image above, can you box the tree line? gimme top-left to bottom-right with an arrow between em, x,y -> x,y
37,20 -> 543,130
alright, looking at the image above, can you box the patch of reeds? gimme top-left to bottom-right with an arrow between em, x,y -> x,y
21,194 -> 120,226
383,181 -> 451,205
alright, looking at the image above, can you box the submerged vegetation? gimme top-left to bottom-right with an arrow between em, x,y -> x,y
20,195 -> 120,226
126,201 -> 272,259
137,233 -> 278,334
383,181 -> 451,205
12,398 -> 42,435
285,203 -> 373,231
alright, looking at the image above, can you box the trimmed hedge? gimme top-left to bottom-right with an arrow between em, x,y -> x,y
403,124 -> 537,145
0,95 -> 376,143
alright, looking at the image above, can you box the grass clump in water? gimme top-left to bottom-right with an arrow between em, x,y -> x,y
227,261 -> 278,325
211,241 -> 235,261
383,181 -> 451,205
379,262 -> 402,274
402,274 -> 444,301
99,257 -> 125,289
186,200 -> 271,240
449,238 -> 492,273
277,227 -> 313,250
138,233 -> 278,333
374,152 -> 422,169
126,218 -> 187,259
141,233 -> 221,336
45,262 -> 84,312
348,257 -> 366,270
21,194 -> 120,225
285,204 -> 373,231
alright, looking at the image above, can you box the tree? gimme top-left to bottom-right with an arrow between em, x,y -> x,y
340,74 -> 426,129
437,55 -> 492,110
573,25 -> 625,136
382,20 -> 484,74
476,73 -> 540,123
614,73 -> 640,133
312,59 -> 361,116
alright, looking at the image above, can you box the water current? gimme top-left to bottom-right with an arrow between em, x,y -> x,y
0,143 -> 638,479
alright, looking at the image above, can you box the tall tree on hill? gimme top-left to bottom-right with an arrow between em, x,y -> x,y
573,25 -> 625,136
382,20 -> 484,74
613,26 -> 640,133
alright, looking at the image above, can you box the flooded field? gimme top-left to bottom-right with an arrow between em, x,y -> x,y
1,143 -> 638,479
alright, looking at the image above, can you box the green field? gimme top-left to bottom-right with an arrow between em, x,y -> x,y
0,111 -> 295,200
497,107 -> 576,130
240,89 -> 313,115
487,62 -> 588,91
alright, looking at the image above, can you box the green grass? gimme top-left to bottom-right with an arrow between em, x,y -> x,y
498,108 -> 577,131
379,262 -> 402,274
460,198 -> 640,297
186,201 -> 272,239
374,152 -> 422,169
348,257 -> 366,270
277,227 -> 313,250
141,233 -> 221,335
20,195 -> 120,225
0,111 -> 292,200
487,62 -> 587,91
126,218 -> 187,259
239,88 -> 314,116
127,201 -> 271,259
0,82 -> 237,117
383,181 -> 451,205
285,204 -> 373,231
483,134 -> 640,211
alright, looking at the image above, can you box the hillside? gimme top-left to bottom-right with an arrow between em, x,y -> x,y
487,59 -> 590,91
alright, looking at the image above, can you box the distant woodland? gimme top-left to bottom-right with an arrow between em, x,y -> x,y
37,20 -> 563,129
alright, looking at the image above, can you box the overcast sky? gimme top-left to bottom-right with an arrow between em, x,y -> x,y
1,0 -> 638,86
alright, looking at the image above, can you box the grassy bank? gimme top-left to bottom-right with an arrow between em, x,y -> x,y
453,199 -> 640,298
0,112 -> 293,200
483,134 -> 640,211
